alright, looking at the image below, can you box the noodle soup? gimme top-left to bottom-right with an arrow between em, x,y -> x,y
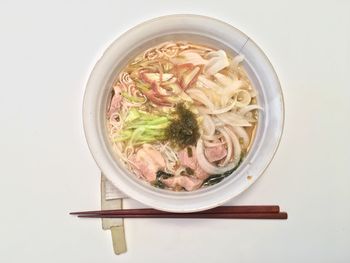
106,41 -> 261,191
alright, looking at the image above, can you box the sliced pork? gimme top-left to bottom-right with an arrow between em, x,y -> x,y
107,85 -> 122,117
130,144 -> 165,182
178,147 -> 209,180
204,144 -> 227,163
162,176 -> 203,191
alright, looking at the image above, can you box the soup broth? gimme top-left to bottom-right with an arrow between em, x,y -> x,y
106,41 -> 261,191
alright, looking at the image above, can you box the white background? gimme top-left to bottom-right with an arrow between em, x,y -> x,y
1,0 -> 349,262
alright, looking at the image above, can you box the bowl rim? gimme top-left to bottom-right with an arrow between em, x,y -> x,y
83,14 -> 285,212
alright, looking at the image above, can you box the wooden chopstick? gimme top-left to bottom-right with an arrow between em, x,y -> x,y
70,205 -> 279,216
70,205 -> 287,219
77,212 -> 287,219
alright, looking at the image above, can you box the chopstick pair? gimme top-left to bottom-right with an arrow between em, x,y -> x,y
70,205 -> 287,219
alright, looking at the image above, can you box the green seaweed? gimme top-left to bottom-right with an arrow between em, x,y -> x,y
156,170 -> 174,180
152,170 -> 174,189
202,155 -> 244,187
165,104 -> 200,148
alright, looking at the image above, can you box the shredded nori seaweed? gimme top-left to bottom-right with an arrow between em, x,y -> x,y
152,180 -> 166,189
156,170 -> 174,180
185,167 -> 194,175
202,155 -> 244,187
165,104 -> 200,148
187,147 -> 193,157
152,170 -> 174,189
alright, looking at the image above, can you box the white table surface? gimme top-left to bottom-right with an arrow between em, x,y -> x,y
1,0 -> 349,262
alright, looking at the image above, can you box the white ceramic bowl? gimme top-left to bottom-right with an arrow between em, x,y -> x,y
83,14 -> 284,212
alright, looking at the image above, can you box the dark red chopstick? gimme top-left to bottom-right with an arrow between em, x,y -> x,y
70,205 -> 287,219
77,212 -> 287,219
70,205 -> 279,216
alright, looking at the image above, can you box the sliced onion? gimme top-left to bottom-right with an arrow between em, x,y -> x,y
212,73 -> 243,106
186,89 -> 215,109
196,138 -> 239,174
217,127 -> 232,166
201,134 -> 221,141
222,79 -> 243,95
242,112 -> 257,123
217,112 -> 252,127
198,98 -> 237,115
205,50 -> 225,59
211,117 -> 225,127
179,51 -> 207,65
202,114 -> 215,137
232,54 -> 245,66
238,105 -> 263,116
197,75 -> 220,89
204,140 -> 225,147
214,73 -> 233,86
204,50 -> 229,75
231,126 -> 249,148
205,58 -> 229,76
224,127 -> 241,165
198,87 -> 222,107
235,89 -> 252,107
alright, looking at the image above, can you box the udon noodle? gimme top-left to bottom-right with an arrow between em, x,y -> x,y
106,41 -> 261,191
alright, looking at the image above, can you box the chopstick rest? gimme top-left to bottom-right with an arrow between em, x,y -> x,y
101,175 -> 127,255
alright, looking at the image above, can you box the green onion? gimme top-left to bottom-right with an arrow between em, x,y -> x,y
117,108 -> 170,145
125,108 -> 141,123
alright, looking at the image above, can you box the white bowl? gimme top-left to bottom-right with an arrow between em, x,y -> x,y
83,14 -> 284,212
